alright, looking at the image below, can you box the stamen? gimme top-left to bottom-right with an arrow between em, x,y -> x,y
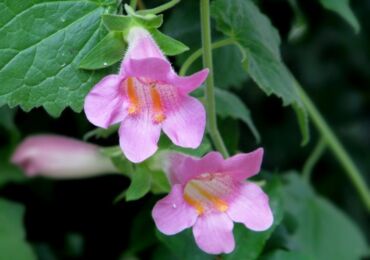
190,182 -> 229,212
150,85 -> 166,123
126,77 -> 139,114
184,193 -> 204,215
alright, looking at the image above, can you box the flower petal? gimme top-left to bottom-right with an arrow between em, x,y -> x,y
124,26 -> 166,61
119,114 -> 161,163
165,152 -> 225,185
193,213 -> 235,254
162,96 -> 206,149
152,184 -> 198,235
124,57 -> 172,83
223,148 -> 264,181
227,182 -> 273,231
11,135 -> 117,178
84,75 -> 128,128
172,69 -> 209,95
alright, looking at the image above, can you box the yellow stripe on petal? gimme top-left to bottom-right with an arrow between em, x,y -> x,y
127,77 -> 140,115
190,182 -> 229,212
184,193 -> 204,215
150,85 -> 166,123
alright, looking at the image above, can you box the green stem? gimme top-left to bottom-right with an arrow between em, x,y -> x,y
138,0 -> 180,15
180,38 -> 235,76
200,0 -> 229,158
302,138 -> 326,181
297,85 -> 370,211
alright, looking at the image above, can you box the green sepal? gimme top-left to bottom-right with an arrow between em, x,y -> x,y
150,29 -> 189,56
124,4 -> 163,28
79,32 -> 126,70
102,14 -> 133,32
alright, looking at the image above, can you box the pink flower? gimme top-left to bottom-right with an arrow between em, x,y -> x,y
152,149 -> 273,254
84,26 -> 208,163
11,135 -> 117,179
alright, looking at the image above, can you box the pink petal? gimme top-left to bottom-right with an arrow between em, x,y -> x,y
193,213 -> 235,254
124,57 -> 172,83
223,148 -> 264,181
172,69 -> 209,95
152,184 -> 198,235
84,75 -> 128,128
119,114 -> 161,163
124,27 -> 166,61
11,135 -> 117,178
162,96 -> 206,149
166,152 -> 224,185
227,182 -> 273,231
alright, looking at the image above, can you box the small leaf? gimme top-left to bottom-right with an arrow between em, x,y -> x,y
215,88 -> 260,143
318,0 -> 360,32
150,29 -> 189,56
79,31 -> 126,70
126,166 -> 152,201
150,170 -> 171,194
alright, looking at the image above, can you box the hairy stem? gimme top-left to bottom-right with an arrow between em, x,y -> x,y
297,85 -> 370,211
302,138 -> 326,181
200,0 -> 229,158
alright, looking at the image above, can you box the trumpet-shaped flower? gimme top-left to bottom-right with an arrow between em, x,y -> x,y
84,26 -> 208,163
152,148 -> 273,254
11,135 -> 117,178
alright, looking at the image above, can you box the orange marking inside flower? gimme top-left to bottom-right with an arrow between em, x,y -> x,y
184,193 -> 204,215
190,182 -> 229,212
150,85 -> 166,123
127,77 -> 139,114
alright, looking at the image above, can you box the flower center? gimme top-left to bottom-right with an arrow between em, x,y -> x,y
183,174 -> 231,215
124,77 -> 166,124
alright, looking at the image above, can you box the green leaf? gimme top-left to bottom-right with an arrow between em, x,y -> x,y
79,31 -> 126,70
0,199 -> 37,260
262,250 -> 313,260
149,29 -> 189,56
318,0 -> 360,32
215,88 -> 260,142
211,0 -> 309,144
282,173 -> 368,260
0,0 -> 113,117
126,166 -> 152,201
156,229 -> 213,260
0,159 -> 27,189
225,177 -> 284,260
150,170 -> 171,194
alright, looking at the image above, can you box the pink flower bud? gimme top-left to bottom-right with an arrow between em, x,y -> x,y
11,135 -> 118,179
